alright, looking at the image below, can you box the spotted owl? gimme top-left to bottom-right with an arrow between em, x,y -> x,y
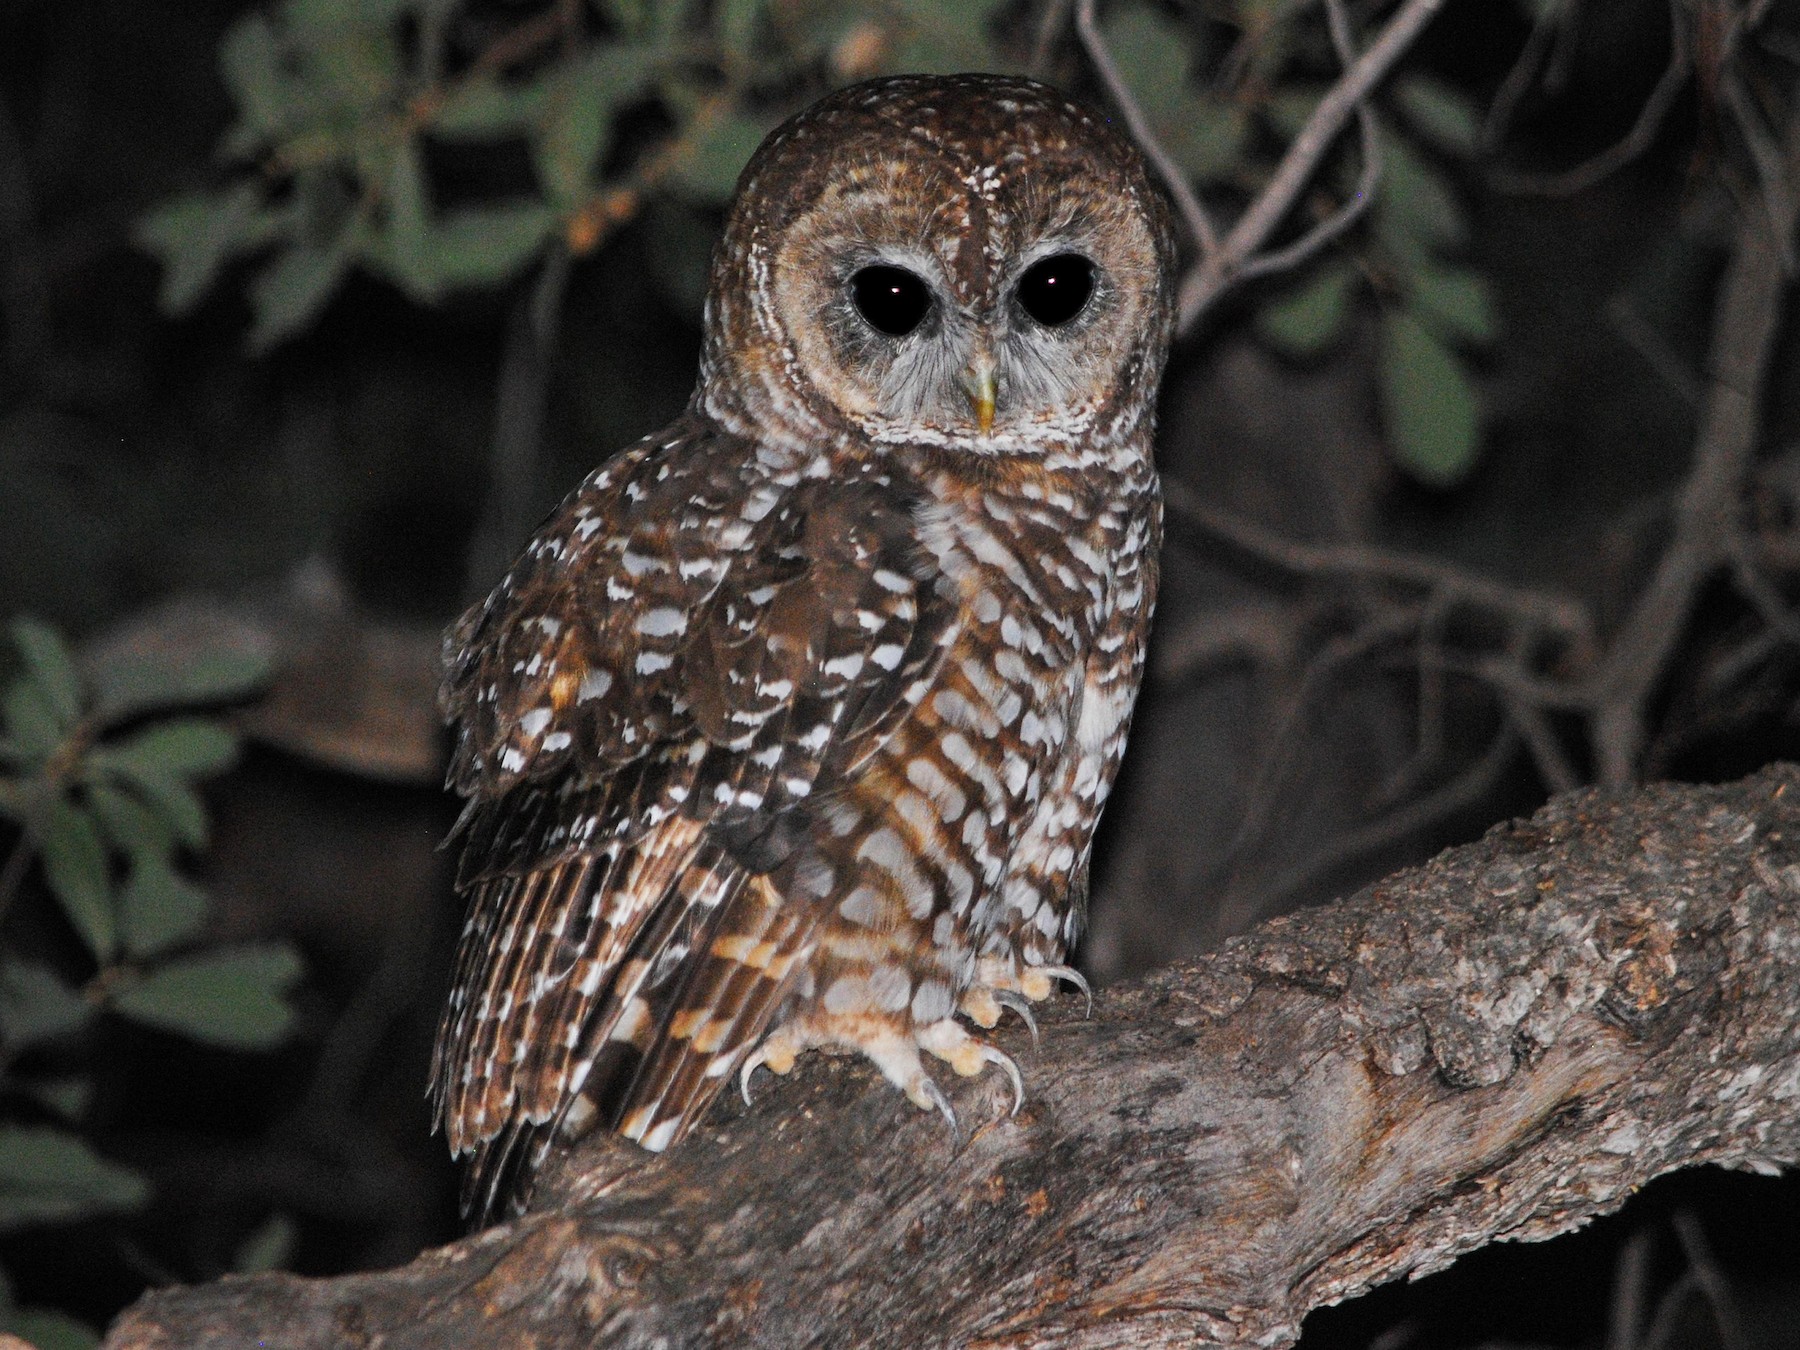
431,73 -> 1177,1222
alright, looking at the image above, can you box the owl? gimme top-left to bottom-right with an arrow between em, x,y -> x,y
431,73 -> 1177,1223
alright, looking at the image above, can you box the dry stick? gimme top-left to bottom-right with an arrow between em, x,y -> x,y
1163,478 -> 1595,649
1072,0 -> 1219,257
462,244 -> 573,603
108,767 -> 1800,1349
1178,0 -> 1447,331
1587,91 -> 1800,786
1493,0 -> 1691,198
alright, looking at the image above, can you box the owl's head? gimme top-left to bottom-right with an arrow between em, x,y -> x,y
697,74 -> 1178,458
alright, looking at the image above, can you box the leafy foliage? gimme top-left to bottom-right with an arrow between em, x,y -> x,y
136,0 -> 1498,472
0,616 -> 298,1341
1253,66 -> 1497,485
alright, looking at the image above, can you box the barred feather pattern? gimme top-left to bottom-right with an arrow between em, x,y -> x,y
431,72 -> 1175,1223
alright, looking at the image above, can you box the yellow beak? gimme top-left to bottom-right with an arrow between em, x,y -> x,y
962,358 -> 997,434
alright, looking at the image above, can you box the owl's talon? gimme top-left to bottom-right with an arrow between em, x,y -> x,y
738,1051 -> 764,1107
920,1076 -> 960,1143
993,990 -> 1040,1045
982,1044 -> 1025,1116
1034,964 -> 1092,1017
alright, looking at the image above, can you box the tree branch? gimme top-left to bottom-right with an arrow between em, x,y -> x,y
1177,0 -> 1447,332
1587,84 -> 1800,785
108,765 -> 1800,1348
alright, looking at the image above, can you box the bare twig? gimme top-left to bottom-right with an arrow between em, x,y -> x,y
1588,86 -> 1800,785
1163,479 -> 1596,648
1073,0 -> 1220,257
1257,720 -> 1517,913
463,244 -> 574,602
1502,691 -> 1582,796
1219,0 -> 1384,294
1178,0 -> 1447,330
1670,1212 -> 1750,1350
1603,1226 -> 1655,1350
1605,294 -> 1703,408
1481,0 -> 1576,152
1492,0 -> 1691,197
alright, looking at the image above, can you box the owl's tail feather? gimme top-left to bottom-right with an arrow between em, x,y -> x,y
613,873 -> 815,1151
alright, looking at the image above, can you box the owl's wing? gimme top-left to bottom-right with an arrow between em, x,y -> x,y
432,434 -> 952,1220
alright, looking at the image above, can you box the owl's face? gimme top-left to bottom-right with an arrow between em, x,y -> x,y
699,76 -> 1178,457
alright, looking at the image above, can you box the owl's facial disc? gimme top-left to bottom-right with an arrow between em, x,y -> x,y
788,224 -> 1143,453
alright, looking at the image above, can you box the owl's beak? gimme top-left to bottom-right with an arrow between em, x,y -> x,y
961,357 -> 998,434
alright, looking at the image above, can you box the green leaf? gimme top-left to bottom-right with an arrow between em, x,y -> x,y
1394,74 -> 1480,156
428,206 -> 557,288
1377,130 -> 1467,252
247,236 -> 355,352
11,618 -> 82,730
219,13 -> 289,144
891,0 -> 1008,74
102,719 -> 239,781
234,1213 -> 298,1274
40,800 -> 114,964
22,1076 -> 94,1123
0,1127 -> 148,1231
118,860 -> 209,960
718,0 -> 763,58
674,109 -> 773,201
92,644 -> 273,725
432,76 -> 549,139
8,1306 -> 102,1350
134,183 -> 267,316
97,767 -> 207,850
1409,264 -> 1498,345
377,137 -> 437,301
1380,308 -> 1482,487
3,677 -> 60,760
1100,4 -> 1189,119
0,961 -> 95,1051
111,944 -> 303,1050
535,48 -> 652,206
1257,261 -> 1356,357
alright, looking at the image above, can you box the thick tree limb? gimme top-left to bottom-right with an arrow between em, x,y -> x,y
108,765 -> 1800,1348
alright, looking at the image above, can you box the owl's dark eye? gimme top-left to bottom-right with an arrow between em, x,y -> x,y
1016,253 -> 1096,327
850,265 -> 933,337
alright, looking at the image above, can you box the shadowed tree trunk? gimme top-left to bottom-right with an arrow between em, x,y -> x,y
107,764 -> 1800,1348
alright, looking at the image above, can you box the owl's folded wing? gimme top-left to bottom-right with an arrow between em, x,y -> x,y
433,430 -> 957,1218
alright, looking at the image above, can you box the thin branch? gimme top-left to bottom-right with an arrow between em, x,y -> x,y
1588,84 -> 1800,784
462,244 -> 574,602
1073,0 -> 1220,257
1503,690 -> 1582,796
1492,0 -> 1691,197
1178,0 -> 1447,331
1481,0 -> 1575,152
1163,479 -> 1596,648
1670,1212 -> 1750,1350
1603,1226 -> 1655,1350
1219,0 -> 1384,294
1257,721 -> 1518,913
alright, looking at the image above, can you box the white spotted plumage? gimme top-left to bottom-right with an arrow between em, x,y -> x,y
431,73 -> 1175,1223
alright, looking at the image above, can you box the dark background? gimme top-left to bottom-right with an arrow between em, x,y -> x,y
2,0 -> 1798,1344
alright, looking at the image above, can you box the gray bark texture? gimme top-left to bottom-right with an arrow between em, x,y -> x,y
106,764 -> 1800,1348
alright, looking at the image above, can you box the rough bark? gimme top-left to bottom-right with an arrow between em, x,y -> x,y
107,765 -> 1800,1349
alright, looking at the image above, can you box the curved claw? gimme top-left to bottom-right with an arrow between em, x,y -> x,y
981,1045 -> 1025,1116
738,1046 -> 769,1107
1036,964 -> 1092,1017
993,990 -> 1040,1046
921,1076 -> 961,1145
